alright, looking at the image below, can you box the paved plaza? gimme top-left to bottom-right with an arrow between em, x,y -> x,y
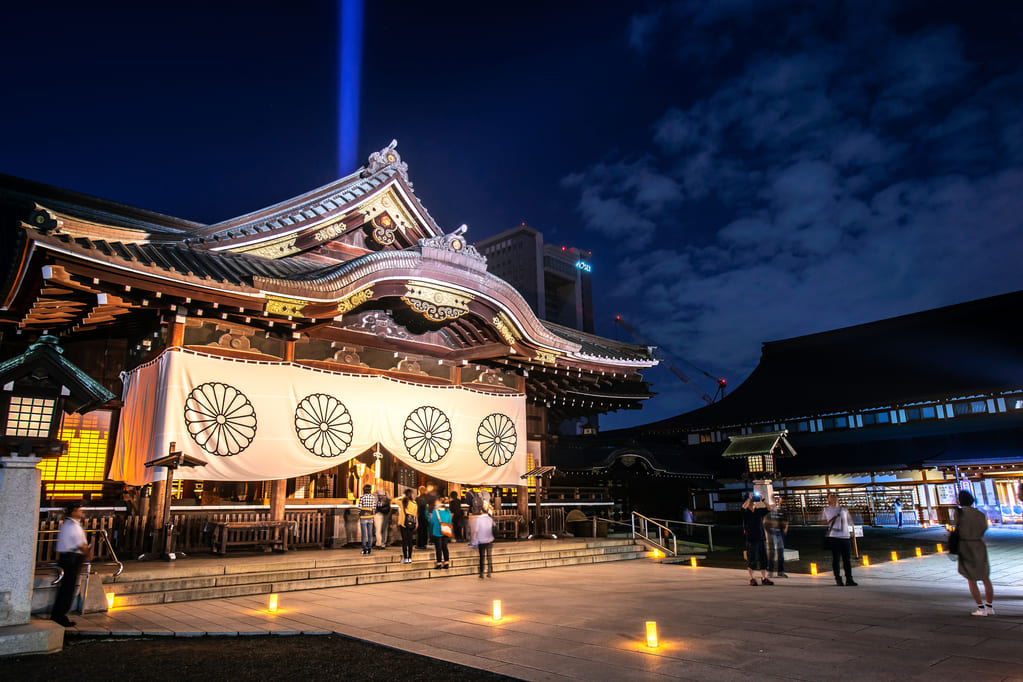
49,528 -> 1023,681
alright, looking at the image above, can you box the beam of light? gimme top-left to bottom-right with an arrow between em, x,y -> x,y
338,0 -> 363,174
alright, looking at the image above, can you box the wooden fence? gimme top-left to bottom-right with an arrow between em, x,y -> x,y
39,509 -> 331,558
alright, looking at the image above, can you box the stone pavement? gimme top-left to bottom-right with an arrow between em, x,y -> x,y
59,533 -> 1023,681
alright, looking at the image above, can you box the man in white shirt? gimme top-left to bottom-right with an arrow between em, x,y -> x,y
51,502 -> 93,627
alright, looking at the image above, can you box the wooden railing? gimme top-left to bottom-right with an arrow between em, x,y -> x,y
40,508 -> 331,558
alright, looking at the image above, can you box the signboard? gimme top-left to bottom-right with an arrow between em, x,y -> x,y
936,484 -> 958,505
853,525 -> 864,537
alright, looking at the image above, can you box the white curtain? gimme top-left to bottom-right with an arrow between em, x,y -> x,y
110,349 -> 527,487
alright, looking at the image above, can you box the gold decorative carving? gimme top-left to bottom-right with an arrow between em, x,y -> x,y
242,237 -> 299,259
313,220 -> 347,243
336,287 -> 374,315
402,282 -> 473,322
362,190 -> 417,237
371,212 -> 397,245
492,313 -> 521,345
264,295 -> 308,317
534,350 -> 560,365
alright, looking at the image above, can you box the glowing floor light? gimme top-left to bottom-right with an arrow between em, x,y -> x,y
862,555 -> 870,567
492,600 -> 502,621
891,551 -> 899,562
690,557 -> 698,568
915,547 -> 923,557
937,543 -> 944,553
268,594 -> 279,613
810,563 -> 818,575
645,621 -> 658,648
106,592 -> 115,609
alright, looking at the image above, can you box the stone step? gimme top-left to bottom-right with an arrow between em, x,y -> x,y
104,541 -> 645,607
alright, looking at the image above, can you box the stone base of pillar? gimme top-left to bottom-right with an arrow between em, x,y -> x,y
0,620 -> 64,657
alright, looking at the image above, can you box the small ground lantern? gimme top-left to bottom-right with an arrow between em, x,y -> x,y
645,621 -> 658,648
492,600 -> 502,621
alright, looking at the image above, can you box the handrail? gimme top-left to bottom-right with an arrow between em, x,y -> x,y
631,512 -> 678,556
37,527 -> 124,578
647,516 -> 715,552
35,563 -> 65,586
97,529 -> 124,578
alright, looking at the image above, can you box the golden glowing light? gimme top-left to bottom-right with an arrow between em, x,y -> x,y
690,557 -> 698,568
268,594 -> 279,613
492,600 -> 502,621
106,592 -> 115,609
891,551 -> 899,562
810,563 -> 818,576
915,547 -> 923,557
937,543 -> 944,552
651,549 -> 662,558
862,556 -> 870,567
646,621 -> 658,648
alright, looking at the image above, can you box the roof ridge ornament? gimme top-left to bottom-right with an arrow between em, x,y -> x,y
418,225 -> 486,266
365,139 -> 409,182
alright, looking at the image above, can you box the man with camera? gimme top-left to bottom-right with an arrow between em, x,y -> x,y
742,491 -> 773,586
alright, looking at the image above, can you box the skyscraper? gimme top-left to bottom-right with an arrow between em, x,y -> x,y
476,223 -> 593,333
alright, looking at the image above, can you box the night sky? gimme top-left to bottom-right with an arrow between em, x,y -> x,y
3,1 -> 1022,429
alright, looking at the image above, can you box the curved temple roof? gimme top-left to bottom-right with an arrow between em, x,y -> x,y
0,141 -> 656,417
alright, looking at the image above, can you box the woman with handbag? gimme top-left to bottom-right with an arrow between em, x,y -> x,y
397,489 -> 417,564
956,490 -> 994,616
430,498 -> 453,569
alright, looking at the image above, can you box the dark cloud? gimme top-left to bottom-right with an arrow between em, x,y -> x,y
577,1 -> 1023,429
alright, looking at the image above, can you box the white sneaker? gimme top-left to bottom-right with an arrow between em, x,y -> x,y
970,607 -> 987,616
986,605 -> 995,616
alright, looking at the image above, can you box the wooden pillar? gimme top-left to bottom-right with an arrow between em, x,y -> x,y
169,317 -> 185,347
921,469 -> 934,524
149,479 -> 167,531
270,479 -> 287,522
284,340 -> 295,362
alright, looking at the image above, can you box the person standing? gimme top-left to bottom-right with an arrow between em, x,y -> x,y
374,487 -> 391,549
396,489 -> 417,564
51,502 -> 93,627
358,484 -> 376,555
448,490 -> 465,542
415,486 -> 429,549
956,490 -> 994,616
475,508 -> 496,578
741,492 -> 773,586
893,498 -> 904,528
766,495 -> 788,578
430,498 -> 452,569
821,494 -> 857,586
464,488 -> 483,547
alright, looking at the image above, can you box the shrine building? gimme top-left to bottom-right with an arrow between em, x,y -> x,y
0,141 -> 656,544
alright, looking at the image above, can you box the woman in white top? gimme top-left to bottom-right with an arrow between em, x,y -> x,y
820,494 -> 857,586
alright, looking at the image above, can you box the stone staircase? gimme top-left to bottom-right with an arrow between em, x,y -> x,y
103,538 -> 646,607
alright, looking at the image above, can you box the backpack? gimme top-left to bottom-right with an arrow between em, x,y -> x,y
467,490 -> 484,515
403,501 -> 417,529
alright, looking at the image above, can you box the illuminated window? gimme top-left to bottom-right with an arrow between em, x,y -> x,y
38,410 -> 112,499
5,396 -> 57,437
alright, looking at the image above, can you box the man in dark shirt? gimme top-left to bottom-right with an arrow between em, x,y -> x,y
766,495 -> 789,578
741,492 -> 773,586
448,490 -> 465,542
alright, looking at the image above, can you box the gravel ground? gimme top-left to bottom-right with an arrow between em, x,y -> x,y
0,634 -> 517,681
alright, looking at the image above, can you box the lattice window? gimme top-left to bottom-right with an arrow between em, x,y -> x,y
37,410 -> 111,498
6,396 -> 57,437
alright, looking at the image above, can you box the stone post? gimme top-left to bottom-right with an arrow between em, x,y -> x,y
0,456 -> 63,655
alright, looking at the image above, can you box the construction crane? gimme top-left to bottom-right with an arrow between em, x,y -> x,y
614,315 -> 727,405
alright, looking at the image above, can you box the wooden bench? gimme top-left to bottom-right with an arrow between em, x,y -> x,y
207,520 -> 295,555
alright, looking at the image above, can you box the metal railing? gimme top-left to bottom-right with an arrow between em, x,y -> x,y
37,528 -> 123,578
631,512 -> 678,556
647,517 -> 715,552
